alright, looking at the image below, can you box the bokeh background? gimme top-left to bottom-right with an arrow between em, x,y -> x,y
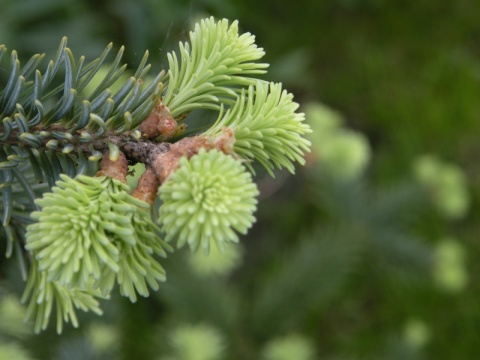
1,0 -> 479,359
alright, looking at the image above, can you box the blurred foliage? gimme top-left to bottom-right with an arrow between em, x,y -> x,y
1,0 -> 480,359
413,155 -> 470,219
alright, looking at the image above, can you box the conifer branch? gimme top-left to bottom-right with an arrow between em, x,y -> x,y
162,17 -> 268,118
206,81 -> 311,176
0,17 -> 311,332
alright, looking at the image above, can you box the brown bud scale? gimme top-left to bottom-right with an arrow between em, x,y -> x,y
96,151 -> 128,183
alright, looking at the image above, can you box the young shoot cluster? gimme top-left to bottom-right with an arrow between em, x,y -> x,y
158,149 -> 259,253
0,16 -> 311,333
26,175 -> 170,301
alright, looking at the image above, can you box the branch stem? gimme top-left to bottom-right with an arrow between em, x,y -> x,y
1,123 -> 236,186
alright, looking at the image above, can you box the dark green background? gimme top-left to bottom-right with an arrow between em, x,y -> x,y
1,1 -> 480,359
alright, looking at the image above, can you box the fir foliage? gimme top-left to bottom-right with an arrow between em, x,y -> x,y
207,81 -> 311,176
25,174 -> 170,301
158,149 -> 259,253
0,17 -> 311,333
1,2 -> 475,359
21,259 -> 104,334
0,36 -> 163,261
162,17 -> 268,118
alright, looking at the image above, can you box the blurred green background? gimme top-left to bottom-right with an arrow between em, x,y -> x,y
1,0 -> 480,359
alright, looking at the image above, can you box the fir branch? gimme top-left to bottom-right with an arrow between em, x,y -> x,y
0,38 -> 164,242
162,17 -> 268,118
206,81 -> 311,176
158,149 -> 259,253
25,174 -> 171,301
0,17 -> 314,334
0,38 -> 163,179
